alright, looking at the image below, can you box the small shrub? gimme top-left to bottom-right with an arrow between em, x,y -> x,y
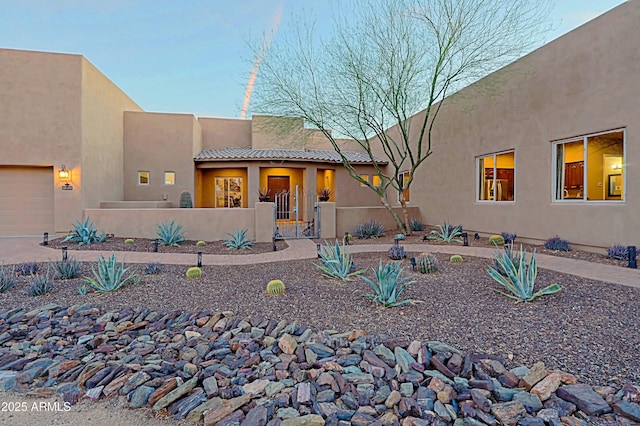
388,245 -> 407,260
266,279 -> 286,296
488,235 -> 505,246
450,255 -> 463,263
354,221 -> 385,239
394,233 -> 406,241
51,258 -> 81,279
360,261 -> 415,307
410,218 -> 424,232
15,262 -> 39,276
124,239 -> 135,245
77,284 -> 88,295
607,244 -> 630,260
429,221 -> 463,243
544,236 -> 571,251
84,254 -> 139,293
500,232 -> 517,244
63,217 -> 106,246
196,240 -> 206,247
186,267 -> 202,279
222,229 -> 255,250
316,240 -> 363,282
29,271 -> 53,296
487,245 -> 563,302
142,262 -> 163,275
417,253 -> 438,274
0,266 -> 16,292
155,221 -> 186,246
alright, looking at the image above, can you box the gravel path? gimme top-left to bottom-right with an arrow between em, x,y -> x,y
2,251 -> 638,389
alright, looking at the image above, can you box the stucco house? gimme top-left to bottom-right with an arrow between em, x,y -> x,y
0,1 -> 637,249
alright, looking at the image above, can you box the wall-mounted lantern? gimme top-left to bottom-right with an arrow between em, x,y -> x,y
59,165 -> 73,190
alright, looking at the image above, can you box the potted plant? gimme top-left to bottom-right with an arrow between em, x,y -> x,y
318,187 -> 333,202
258,187 -> 271,202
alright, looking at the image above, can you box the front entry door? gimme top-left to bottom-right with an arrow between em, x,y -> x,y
268,176 -> 290,220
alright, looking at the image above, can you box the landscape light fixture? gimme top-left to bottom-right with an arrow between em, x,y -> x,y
462,232 -> 468,246
197,251 -> 202,268
43,232 -> 48,246
316,243 -> 321,258
153,239 -> 159,253
628,246 -> 637,269
62,247 -> 68,261
410,257 -> 417,271
344,232 -> 350,245
272,237 -> 277,252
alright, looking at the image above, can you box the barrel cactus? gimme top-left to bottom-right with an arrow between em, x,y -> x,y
124,238 -> 135,245
266,279 -> 286,296
488,235 -> 505,246
180,190 -> 193,208
418,253 -> 438,274
196,240 -> 206,247
450,255 -> 463,263
186,266 -> 202,279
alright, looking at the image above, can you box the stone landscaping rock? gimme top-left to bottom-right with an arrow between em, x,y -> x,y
0,304 -> 636,425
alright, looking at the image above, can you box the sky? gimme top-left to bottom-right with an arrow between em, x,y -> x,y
0,0 -> 627,119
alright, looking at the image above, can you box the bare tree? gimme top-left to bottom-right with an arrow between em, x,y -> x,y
252,0 -> 551,233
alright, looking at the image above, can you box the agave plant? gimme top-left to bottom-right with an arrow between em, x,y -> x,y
487,245 -> 563,302
50,257 -> 81,279
316,240 -> 363,282
29,270 -> 54,297
428,221 -> 463,243
360,261 -> 415,307
155,220 -> 186,246
0,266 -> 16,293
63,217 -> 106,246
222,229 -> 255,250
84,253 -> 140,294
354,221 -> 385,239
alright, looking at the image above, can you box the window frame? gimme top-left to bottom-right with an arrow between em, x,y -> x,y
551,129 -> 626,203
164,171 -> 176,186
475,150 -> 516,203
398,171 -> 410,203
359,174 -> 369,187
137,171 -> 150,186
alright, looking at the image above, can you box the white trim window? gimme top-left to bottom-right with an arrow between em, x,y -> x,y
164,171 -> 176,185
552,129 -> 625,202
137,171 -> 150,185
476,150 -> 515,202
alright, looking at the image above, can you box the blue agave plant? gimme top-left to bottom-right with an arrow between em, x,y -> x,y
222,229 -> 255,250
155,220 -> 186,246
63,217 -> 106,246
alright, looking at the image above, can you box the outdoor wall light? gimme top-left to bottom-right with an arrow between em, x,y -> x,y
197,251 -> 203,268
58,165 -> 73,190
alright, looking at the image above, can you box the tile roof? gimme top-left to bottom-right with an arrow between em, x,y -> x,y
195,147 -> 387,164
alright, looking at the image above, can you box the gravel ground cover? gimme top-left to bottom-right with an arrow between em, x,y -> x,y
2,251 -> 638,389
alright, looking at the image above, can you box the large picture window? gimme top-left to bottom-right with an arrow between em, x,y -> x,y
477,151 -> 515,202
215,177 -> 243,208
552,130 -> 625,202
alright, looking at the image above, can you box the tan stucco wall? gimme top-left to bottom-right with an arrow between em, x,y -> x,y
80,58 -> 143,211
123,112 -> 199,205
400,1 -> 640,249
0,49 -> 83,234
336,206 -> 420,236
86,208 -> 255,241
199,117 -> 251,150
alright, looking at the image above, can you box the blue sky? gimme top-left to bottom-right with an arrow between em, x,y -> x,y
1,0 -> 626,119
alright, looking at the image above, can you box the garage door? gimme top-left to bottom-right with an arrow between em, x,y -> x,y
0,166 -> 54,236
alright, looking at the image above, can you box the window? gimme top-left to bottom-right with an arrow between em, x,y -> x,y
552,130 -> 625,201
477,151 -> 515,202
398,172 -> 410,202
164,171 -> 175,185
215,177 -> 243,208
360,175 -> 369,186
138,171 -> 149,185
372,175 -> 381,187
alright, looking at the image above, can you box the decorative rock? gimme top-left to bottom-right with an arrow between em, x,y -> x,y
204,394 -> 252,425
152,376 -> 198,410
243,379 -> 270,396
490,401 -> 527,426
147,377 -> 180,407
130,385 -> 155,408
279,333 -> 298,355
385,390 -> 402,408
276,407 -> 300,420
203,376 -> 219,397
513,391 -> 543,413
394,347 -> 416,374
518,362 -> 546,391
242,405 -> 268,426
613,401 -> 640,422
556,384 -> 612,416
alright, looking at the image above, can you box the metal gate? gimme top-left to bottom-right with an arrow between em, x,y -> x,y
274,185 -> 320,239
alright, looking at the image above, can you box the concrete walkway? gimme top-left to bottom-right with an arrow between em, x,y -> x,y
1,237 -> 639,289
